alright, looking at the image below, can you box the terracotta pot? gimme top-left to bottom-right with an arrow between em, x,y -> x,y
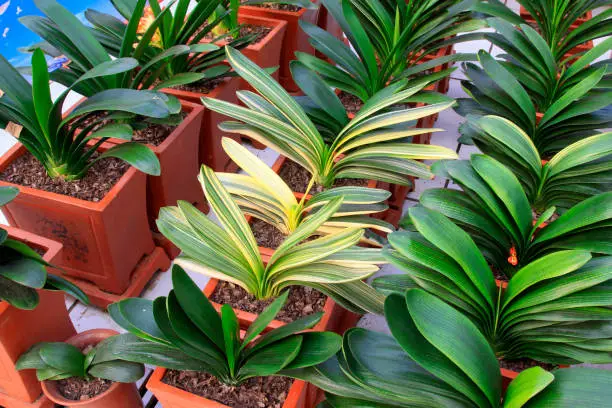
0,228 -> 75,406
0,144 -> 171,308
147,366 -> 307,408
239,3 -> 320,92
102,100 -> 208,230
236,13 -> 288,88
162,77 -> 241,173
41,329 -> 142,408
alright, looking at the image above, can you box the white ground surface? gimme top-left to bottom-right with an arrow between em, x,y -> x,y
0,1 -> 609,405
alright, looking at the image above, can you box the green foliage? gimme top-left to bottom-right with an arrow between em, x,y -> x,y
157,163 -> 386,314
217,137 -> 394,246
380,206 -> 612,365
516,0 -> 612,58
402,152 -> 612,274
202,47 -> 457,189
0,49 -> 168,180
103,265 -> 341,386
458,116 -> 612,212
456,20 -> 611,155
287,288 -> 612,407
17,338 -> 144,383
295,0 -> 484,104
0,187 -> 88,309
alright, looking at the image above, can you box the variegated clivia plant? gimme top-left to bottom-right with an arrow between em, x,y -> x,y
202,47 -> 458,189
217,137 -> 394,247
157,164 -> 387,315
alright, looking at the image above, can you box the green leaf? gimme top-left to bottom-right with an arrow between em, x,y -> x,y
503,367 -> 554,408
88,360 -> 144,383
0,186 -> 18,206
39,343 -> 85,377
242,291 -> 289,349
96,143 -> 161,176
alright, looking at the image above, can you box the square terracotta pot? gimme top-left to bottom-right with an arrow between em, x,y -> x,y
147,366 -> 308,408
0,227 -> 75,405
162,77 -> 242,173
239,3 -> 320,92
102,100 -> 208,229
236,13 -> 288,88
0,144 -> 170,307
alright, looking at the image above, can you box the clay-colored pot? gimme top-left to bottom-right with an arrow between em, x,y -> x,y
0,228 -> 75,406
0,144 -> 170,308
41,329 -> 142,408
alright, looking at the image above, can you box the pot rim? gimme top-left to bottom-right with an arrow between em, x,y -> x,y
41,329 -> 123,406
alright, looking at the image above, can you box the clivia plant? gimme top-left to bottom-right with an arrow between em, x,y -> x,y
101,265 -> 342,386
403,153 -> 612,274
288,288 -> 612,407
515,0 -> 611,60
296,0 -> 482,106
380,206 -> 612,365
217,137 -> 394,246
16,338 -> 144,384
157,164 -> 386,314
0,187 -> 88,310
457,21 -> 612,155
0,49 -> 168,181
460,115 -> 612,211
203,46 -> 458,189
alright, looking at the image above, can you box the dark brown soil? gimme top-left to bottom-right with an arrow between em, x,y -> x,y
338,91 -> 364,115
173,77 -> 224,94
0,151 -> 129,202
253,3 -> 302,12
210,281 -> 327,323
492,266 -> 508,282
56,376 -> 112,401
278,160 -> 368,194
162,370 -> 293,407
200,24 -> 272,45
252,218 -> 286,249
132,113 -> 187,147
71,112 -> 109,133
499,358 -> 557,373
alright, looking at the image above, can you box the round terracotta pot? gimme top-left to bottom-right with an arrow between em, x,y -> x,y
41,329 -> 143,408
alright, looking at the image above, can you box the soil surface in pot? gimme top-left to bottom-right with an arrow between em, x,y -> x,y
172,77 -> 225,95
132,113 -> 187,147
278,160 -> 368,194
499,358 -> 558,373
252,218 -> 286,249
0,151 -> 129,202
338,91 -> 364,115
210,281 -> 326,323
252,3 -> 302,12
199,24 -> 272,45
56,376 -> 112,401
162,370 -> 293,408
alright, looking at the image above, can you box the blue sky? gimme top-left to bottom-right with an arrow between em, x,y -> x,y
0,0 -> 117,66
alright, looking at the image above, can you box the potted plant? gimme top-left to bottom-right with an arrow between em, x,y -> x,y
402,151 -> 612,276
202,47 -> 457,225
239,0 -> 320,92
217,137 -> 394,252
379,206 -> 612,385
24,0 -> 244,173
458,115 -> 612,212
516,0 -> 602,58
16,329 -> 145,408
288,288 -> 612,405
158,162 -> 387,327
456,21 -> 611,156
100,265 -> 341,408
0,50 -> 173,307
297,0 -> 482,106
0,187 -> 87,407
